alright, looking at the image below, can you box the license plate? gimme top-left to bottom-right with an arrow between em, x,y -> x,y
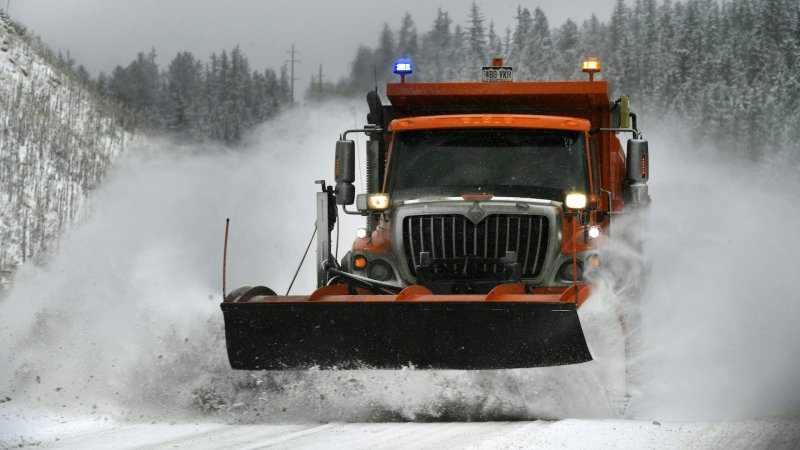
482,66 -> 513,82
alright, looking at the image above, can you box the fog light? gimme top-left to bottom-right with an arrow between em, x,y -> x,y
558,260 -> 583,281
368,260 -> 392,281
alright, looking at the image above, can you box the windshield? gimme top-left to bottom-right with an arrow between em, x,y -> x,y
387,128 -> 589,201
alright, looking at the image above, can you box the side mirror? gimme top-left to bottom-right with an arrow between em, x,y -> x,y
625,139 -> 650,207
626,139 -> 649,182
335,140 -> 355,205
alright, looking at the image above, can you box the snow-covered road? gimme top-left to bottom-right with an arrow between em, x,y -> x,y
4,415 -> 800,449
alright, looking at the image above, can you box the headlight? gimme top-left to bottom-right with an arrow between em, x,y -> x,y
565,193 -> 587,210
355,227 -> 368,239
367,193 -> 390,211
587,225 -> 600,239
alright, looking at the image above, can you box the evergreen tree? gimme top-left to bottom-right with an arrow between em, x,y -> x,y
397,13 -> 419,60
348,46 -> 377,92
449,24 -> 468,79
420,9 -> 452,80
607,0 -> 629,89
377,23 -> 396,77
467,2 -> 487,70
523,8 -> 553,78
164,51 -> 202,137
108,49 -> 161,124
487,22 -> 503,60
509,7 -> 533,77
554,19 -> 580,80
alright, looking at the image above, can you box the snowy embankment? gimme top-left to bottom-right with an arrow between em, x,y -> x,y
0,12 -> 128,292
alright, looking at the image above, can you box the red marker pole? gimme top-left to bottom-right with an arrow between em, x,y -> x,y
223,218 -> 230,300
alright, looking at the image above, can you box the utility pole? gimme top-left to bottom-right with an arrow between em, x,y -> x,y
317,64 -> 325,102
285,44 -> 300,105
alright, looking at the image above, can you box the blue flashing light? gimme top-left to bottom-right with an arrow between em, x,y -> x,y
393,59 -> 413,75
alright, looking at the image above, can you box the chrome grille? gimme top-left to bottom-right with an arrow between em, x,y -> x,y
402,214 -> 549,279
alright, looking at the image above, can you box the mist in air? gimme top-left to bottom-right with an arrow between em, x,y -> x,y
629,124 -> 800,420
1,104 -> 799,423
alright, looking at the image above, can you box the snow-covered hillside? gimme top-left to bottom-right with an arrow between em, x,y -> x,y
0,12 -> 128,292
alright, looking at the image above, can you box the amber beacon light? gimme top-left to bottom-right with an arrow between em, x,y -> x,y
581,57 -> 601,81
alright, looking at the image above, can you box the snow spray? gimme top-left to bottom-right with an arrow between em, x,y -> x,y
624,125 -> 800,421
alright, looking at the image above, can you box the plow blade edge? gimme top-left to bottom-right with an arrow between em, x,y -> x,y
221,299 -> 591,370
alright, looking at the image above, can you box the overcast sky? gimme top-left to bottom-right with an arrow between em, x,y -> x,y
8,0 -> 617,87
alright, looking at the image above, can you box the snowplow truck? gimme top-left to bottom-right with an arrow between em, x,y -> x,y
221,58 -> 650,370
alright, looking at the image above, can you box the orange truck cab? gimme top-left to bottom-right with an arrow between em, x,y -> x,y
336,61 -> 650,297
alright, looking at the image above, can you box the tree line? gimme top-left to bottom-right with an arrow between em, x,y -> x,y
96,47 -> 292,144
9,0 -> 800,157
321,0 -> 800,161
46,45 -> 293,145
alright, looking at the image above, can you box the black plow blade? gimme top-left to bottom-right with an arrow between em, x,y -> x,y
220,301 -> 592,370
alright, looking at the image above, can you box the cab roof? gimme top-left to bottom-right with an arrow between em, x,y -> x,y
387,114 -> 591,132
